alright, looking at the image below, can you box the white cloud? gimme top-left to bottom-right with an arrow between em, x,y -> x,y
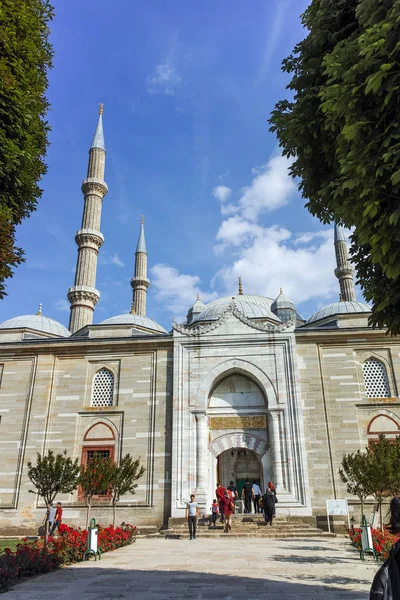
212,185 -> 232,203
55,298 -> 70,312
147,61 -> 181,96
111,254 -> 124,267
151,264 -> 217,320
214,216 -> 262,254
98,253 -> 125,268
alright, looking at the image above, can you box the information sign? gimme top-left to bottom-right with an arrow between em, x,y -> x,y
326,499 -> 350,533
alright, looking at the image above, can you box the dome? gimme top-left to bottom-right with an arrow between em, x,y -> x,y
99,313 -> 167,333
306,300 -> 371,324
190,294 -> 281,325
271,289 -> 295,311
0,314 -> 70,337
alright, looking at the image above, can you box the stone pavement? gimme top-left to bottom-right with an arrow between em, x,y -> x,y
4,536 -> 379,600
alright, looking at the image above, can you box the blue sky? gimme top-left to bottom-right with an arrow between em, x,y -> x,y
1,0 -> 362,330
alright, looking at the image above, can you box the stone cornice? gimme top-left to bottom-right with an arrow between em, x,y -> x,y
81,177 -> 108,197
130,276 -> 150,289
67,285 -> 100,308
172,301 -> 295,336
75,228 -> 104,249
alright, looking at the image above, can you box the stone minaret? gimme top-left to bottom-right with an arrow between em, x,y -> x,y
130,217 -> 150,316
334,223 -> 356,302
68,105 -> 108,333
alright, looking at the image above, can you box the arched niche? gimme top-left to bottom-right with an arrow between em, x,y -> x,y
209,373 -> 266,409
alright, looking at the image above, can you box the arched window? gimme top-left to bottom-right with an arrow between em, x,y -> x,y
91,368 -> 114,407
362,358 -> 390,398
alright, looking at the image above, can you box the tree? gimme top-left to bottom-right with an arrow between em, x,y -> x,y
109,454 -> 145,527
339,450 -> 371,520
269,0 -> 400,334
0,0 -> 54,297
27,450 -> 79,545
78,454 -> 115,529
366,434 -> 395,530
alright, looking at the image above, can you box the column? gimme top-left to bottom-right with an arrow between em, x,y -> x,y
269,410 -> 284,489
193,410 -> 207,491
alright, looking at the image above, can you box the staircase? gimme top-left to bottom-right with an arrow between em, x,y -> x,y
161,514 -> 335,539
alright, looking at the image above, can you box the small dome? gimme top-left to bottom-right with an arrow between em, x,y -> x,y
99,313 -> 167,333
191,294 -> 281,325
271,289 -> 295,311
306,300 -> 371,324
0,314 -> 70,337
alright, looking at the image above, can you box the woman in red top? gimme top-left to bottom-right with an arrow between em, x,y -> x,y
221,492 -> 234,533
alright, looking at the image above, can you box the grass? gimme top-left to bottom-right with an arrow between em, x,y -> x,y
0,539 -> 21,553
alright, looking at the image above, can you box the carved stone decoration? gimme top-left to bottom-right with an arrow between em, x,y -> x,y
81,177 -> 108,197
75,229 -> 104,250
172,301 -> 296,336
67,287 -> 100,308
209,432 -> 269,457
209,415 -> 267,430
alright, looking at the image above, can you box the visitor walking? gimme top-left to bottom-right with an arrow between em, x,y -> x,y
262,481 -> 277,526
242,478 -> 253,514
227,480 -> 238,499
210,499 -> 219,527
185,494 -> 199,540
252,481 -> 262,514
216,483 -> 226,523
46,503 -> 56,533
221,491 -> 234,533
50,502 -> 63,536
370,496 -> 400,599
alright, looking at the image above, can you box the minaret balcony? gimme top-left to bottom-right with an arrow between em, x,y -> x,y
81,177 -> 108,197
75,228 -> 104,250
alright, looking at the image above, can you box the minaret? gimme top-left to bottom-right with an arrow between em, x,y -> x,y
334,223 -> 356,302
130,216 -> 150,316
67,105 -> 108,333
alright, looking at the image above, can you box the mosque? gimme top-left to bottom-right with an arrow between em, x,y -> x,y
0,108 -> 399,534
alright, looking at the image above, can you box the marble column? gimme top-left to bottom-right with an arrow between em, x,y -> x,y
269,410 -> 284,489
193,411 -> 208,492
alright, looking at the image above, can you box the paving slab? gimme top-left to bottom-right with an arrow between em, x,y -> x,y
3,537 -> 379,599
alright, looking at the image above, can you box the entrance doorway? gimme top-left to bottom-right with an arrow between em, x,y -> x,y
217,448 -> 263,496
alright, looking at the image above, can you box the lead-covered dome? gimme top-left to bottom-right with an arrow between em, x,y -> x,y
190,294 -> 281,325
306,300 -> 371,325
100,313 -> 167,333
0,314 -> 70,337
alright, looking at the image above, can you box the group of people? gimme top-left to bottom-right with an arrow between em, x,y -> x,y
185,479 -> 278,538
45,501 -> 63,536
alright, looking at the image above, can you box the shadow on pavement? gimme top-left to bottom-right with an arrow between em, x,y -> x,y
4,565 -> 374,600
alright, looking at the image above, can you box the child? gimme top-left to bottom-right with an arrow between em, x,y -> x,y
211,499 -> 219,527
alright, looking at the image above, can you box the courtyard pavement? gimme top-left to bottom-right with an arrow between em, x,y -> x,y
4,536 -> 378,600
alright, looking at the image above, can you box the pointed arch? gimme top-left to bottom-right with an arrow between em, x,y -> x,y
209,432 -> 269,457
91,367 -> 114,407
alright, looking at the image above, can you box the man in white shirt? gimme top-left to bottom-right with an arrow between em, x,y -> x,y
185,494 -> 199,540
252,481 -> 262,514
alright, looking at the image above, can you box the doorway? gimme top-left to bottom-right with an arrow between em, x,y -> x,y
217,447 -> 263,496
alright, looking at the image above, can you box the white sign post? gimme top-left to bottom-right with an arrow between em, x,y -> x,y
326,499 -> 350,533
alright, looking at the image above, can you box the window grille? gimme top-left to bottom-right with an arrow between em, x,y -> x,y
362,358 -> 390,398
91,368 -> 114,407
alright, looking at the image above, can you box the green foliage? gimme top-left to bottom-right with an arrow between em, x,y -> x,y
110,454 -> 145,527
78,455 -> 115,528
339,450 -> 371,516
0,0 -> 53,297
27,450 -> 80,507
270,0 -> 400,334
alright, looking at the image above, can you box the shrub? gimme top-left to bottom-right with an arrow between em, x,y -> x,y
348,527 -> 400,561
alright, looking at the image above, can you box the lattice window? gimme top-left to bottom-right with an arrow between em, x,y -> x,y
362,358 -> 390,398
91,368 -> 114,407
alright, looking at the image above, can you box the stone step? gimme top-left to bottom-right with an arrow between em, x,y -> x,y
162,531 -> 335,539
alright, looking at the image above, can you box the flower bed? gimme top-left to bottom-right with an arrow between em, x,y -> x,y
0,523 -> 136,593
348,527 -> 400,561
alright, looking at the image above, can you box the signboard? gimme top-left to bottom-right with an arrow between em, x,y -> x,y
326,499 -> 350,533
209,416 -> 267,430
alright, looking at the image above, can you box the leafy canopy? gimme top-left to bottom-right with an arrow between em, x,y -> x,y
78,454 -> 115,505
270,0 -> 400,334
110,454 -> 145,504
27,450 -> 80,507
0,0 -> 53,297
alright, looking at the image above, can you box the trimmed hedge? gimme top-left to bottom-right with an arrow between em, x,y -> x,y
0,523 -> 137,593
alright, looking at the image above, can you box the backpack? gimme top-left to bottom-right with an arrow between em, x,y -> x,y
370,540 -> 400,600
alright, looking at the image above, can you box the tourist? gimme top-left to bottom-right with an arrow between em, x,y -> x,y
47,503 -> 56,532
50,501 -> 63,536
252,480 -> 262,514
262,482 -> 277,526
227,480 -> 238,499
242,478 -> 253,514
210,499 -> 219,527
221,490 -> 234,533
370,497 -> 400,598
216,483 -> 226,523
185,494 -> 199,540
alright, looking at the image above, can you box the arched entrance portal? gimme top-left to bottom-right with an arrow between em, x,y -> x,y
218,447 -> 263,498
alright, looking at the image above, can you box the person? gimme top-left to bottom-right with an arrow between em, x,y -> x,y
242,478 -> 253,514
216,483 -> 226,523
262,481 -> 277,526
370,496 -> 400,599
227,480 -> 238,499
252,480 -> 262,514
50,501 -> 62,535
47,503 -> 56,532
210,499 -> 219,527
221,490 -> 234,533
185,494 -> 199,539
